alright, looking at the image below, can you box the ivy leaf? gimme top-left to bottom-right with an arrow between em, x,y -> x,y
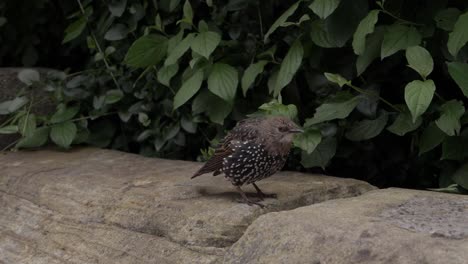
50,106 -> 79,124
404,80 -> 435,123
241,60 -> 268,96
108,0 -> 127,17
308,0 -> 340,19
447,62 -> 468,98
352,10 -> 380,55
452,162 -> 468,190
124,35 -> 168,68
208,63 -> 239,102
434,8 -> 460,31
16,127 -> 50,149
18,69 -> 40,85
0,97 -> 28,115
387,111 -> 422,136
191,31 -> 221,59
345,113 -> 388,141
301,137 -> 337,169
381,24 -> 422,59
405,46 -> 433,79
157,64 -> 179,87
264,1 -> 300,42
419,123 -> 446,155
274,40 -> 303,96
435,100 -> 465,136
447,12 -> 468,57
105,89 -> 124,104
50,121 -> 77,149
305,93 -> 361,126
104,24 -> 129,41
0,125 -> 18,134
62,16 -> 86,44
173,69 -> 204,110
324,72 -> 349,87
165,33 -> 195,66
18,114 -> 37,137
356,27 -> 385,75
294,129 -> 322,154
257,100 -> 298,119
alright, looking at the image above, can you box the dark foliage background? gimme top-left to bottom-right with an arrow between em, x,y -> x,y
1,0 -> 467,193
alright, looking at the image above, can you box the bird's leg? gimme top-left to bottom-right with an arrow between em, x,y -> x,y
235,186 -> 265,208
252,183 -> 277,200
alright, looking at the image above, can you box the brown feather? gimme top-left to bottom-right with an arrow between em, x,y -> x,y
191,118 -> 261,178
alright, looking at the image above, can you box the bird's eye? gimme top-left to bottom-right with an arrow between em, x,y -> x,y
278,126 -> 289,132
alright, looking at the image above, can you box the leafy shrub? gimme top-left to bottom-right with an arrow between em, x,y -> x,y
1,0 -> 468,193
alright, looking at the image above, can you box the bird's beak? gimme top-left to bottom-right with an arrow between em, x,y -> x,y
289,128 -> 304,134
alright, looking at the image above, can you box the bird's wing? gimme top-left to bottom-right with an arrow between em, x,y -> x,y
191,120 -> 260,178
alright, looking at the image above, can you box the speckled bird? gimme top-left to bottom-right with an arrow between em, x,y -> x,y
191,115 -> 303,207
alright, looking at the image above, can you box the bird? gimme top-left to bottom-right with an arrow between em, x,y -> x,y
191,115 -> 303,207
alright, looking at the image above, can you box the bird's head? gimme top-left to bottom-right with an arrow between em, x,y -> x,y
261,116 -> 304,145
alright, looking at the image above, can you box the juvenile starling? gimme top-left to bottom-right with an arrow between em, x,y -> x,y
191,115 -> 303,207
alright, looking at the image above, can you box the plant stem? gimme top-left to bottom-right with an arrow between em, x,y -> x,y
347,83 -> 401,112
379,7 -> 423,26
257,5 -> 264,39
76,0 -> 120,89
1,138 -> 20,152
434,92 -> 446,103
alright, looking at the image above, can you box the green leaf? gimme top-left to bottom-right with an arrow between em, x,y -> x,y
356,27 -> 385,75
208,63 -> 239,102
108,0 -> 127,17
352,10 -> 380,55
447,12 -> 468,57
104,24 -> 129,41
387,111 -> 422,136
324,72 -> 349,87
191,31 -> 221,59
241,60 -> 268,96
16,127 -> 50,149
435,100 -> 465,136
257,100 -> 298,119
50,106 -> 79,124
405,46 -> 433,79
124,35 -> 168,68
381,24 -> 422,59
419,123 -> 446,155
274,40 -> 303,96
441,136 -> 465,161
345,113 -> 388,141
158,64 -> 179,87
0,97 -> 28,115
264,1 -> 300,41
452,162 -> 468,189
0,125 -> 18,134
105,89 -> 124,104
18,69 -> 40,85
404,80 -> 435,123
301,137 -> 337,169
447,62 -> 468,98
50,121 -> 77,148
305,93 -> 361,125
308,0 -> 340,19
165,33 -> 195,66
18,114 -> 36,137
62,16 -> 87,44
173,69 -> 204,110
192,90 -> 232,124
294,129 -> 322,154
434,8 -> 460,31
160,0 -> 181,12
182,0 -> 193,24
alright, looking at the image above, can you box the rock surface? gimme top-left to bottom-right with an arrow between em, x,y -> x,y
0,148 -> 375,263
225,188 -> 468,264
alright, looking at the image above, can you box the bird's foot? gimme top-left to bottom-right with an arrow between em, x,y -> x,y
236,197 -> 265,208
